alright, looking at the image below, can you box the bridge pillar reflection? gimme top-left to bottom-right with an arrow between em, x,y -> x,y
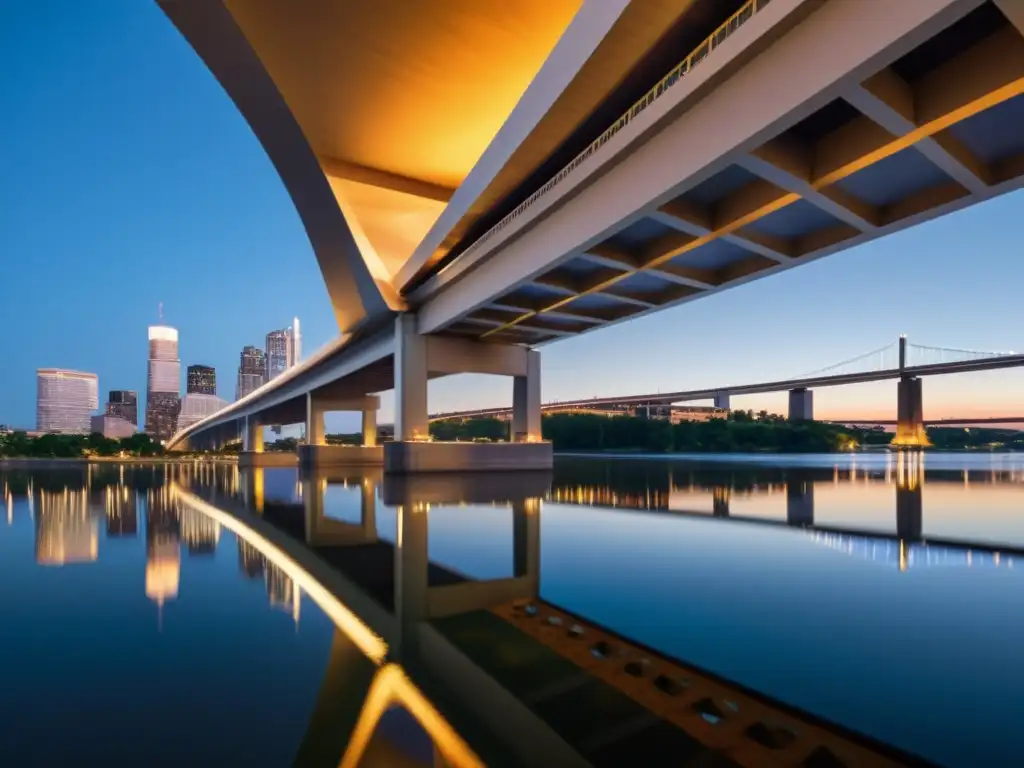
712,487 -> 730,517
788,388 -> 813,421
786,478 -> 814,526
394,496 -> 541,657
892,377 -> 931,448
895,454 -> 923,543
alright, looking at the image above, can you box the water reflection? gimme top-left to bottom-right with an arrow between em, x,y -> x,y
6,454 -> 1023,766
174,462 -> 931,767
0,463 -> 480,768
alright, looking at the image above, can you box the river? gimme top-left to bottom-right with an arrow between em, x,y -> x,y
1,452 -> 1022,766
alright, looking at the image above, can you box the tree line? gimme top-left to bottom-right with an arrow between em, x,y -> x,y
0,431 -> 165,458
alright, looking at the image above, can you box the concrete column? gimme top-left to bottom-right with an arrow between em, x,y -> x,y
713,392 -> 730,410
362,409 -> 378,447
511,349 -> 542,442
893,377 -> 930,447
306,393 -> 326,446
395,314 -> 428,441
244,415 -> 264,453
788,388 -> 813,421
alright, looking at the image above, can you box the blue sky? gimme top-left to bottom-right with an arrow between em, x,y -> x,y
2,1 -> 1023,431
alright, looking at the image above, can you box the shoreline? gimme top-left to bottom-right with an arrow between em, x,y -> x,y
0,456 -> 239,467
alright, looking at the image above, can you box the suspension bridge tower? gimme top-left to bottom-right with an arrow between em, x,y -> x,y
891,335 -> 931,449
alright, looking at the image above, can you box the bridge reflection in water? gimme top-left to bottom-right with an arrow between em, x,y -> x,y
548,453 -> 1024,570
167,461 -> 934,767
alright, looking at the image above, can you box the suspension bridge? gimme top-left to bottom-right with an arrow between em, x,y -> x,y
430,336 -> 1024,435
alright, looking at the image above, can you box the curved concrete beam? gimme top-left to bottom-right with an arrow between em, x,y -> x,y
158,0 -> 393,332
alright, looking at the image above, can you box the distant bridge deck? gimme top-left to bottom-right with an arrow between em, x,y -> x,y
430,354 -> 1024,421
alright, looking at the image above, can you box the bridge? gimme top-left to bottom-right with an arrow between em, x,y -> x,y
430,336 -> 1024,441
158,0 -> 1024,472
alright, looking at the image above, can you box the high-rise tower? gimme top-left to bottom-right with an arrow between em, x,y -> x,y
290,317 -> 302,367
36,369 -> 99,433
265,330 -> 291,381
186,365 -> 216,395
236,346 -> 267,400
145,308 -> 181,442
105,390 -> 138,426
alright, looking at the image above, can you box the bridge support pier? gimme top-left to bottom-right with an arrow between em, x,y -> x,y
713,392 -> 730,411
298,394 -> 383,468
892,377 -> 931,448
788,388 -> 813,421
239,415 -> 296,466
385,314 -> 552,473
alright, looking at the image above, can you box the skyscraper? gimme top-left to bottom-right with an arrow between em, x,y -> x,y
145,320 -> 181,442
265,330 -> 291,381
36,369 -> 99,433
236,346 -> 267,400
105,390 -> 138,426
186,364 -> 216,395
289,317 -> 302,367
177,393 -> 228,431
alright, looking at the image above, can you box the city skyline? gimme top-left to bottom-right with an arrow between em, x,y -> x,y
3,2 -> 1024,432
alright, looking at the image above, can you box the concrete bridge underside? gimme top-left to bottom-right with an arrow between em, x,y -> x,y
160,0 -> 1024,469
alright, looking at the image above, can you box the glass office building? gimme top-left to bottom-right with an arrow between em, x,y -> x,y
36,369 -> 99,433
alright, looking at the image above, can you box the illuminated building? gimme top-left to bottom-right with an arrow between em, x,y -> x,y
36,369 -> 99,434
90,414 -> 136,439
105,390 -> 138,426
145,323 -> 181,442
177,393 -> 228,431
186,364 -> 217,395
289,317 -> 301,367
236,345 -> 267,400
265,329 -> 291,381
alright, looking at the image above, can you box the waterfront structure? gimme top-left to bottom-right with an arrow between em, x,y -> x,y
36,369 -> 99,434
163,0 -> 1024,474
235,346 -> 267,400
145,323 -> 181,442
186,365 -> 216,395
105,390 -> 138,426
89,415 -> 136,440
177,393 -> 228,431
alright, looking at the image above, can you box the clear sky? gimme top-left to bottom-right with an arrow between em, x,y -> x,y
2,1 -> 1023,432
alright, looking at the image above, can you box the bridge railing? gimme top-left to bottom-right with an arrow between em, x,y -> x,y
449,0 -> 775,269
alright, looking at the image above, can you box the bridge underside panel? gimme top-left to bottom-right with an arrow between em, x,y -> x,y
421,0 -> 1024,340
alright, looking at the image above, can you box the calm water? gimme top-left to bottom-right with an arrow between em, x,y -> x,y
2,453 -> 1024,766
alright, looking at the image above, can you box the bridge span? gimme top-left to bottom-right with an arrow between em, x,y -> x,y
430,337 -> 1024,444
159,0 -> 1024,471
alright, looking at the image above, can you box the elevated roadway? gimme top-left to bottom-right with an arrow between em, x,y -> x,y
158,0 -> 1024,466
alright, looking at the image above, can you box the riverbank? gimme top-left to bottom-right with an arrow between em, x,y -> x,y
0,456 -> 238,467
